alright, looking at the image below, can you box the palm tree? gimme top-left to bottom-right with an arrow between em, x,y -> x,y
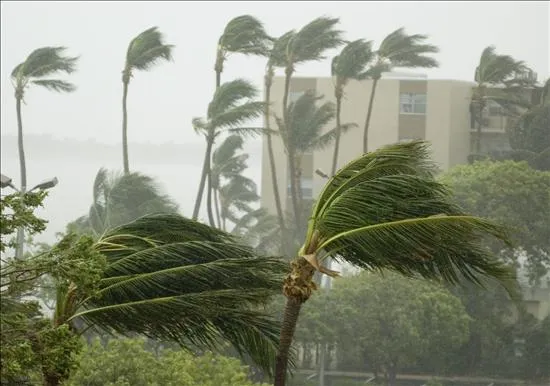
121,27 -> 173,174
274,17 -> 344,232
5,214 -> 288,385
470,46 -> 533,155
69,168 -> 179,236
263,31 -> 295,256
11,47 -> 78,194
191,79 -> 265,225
219,175 -> 259,231
273,140 -> 517,386
330,39 -> 374,175
215,15 -> 271,88
210,135 -> 248,228
361,28 -> 439,153
274,90 -> 354,231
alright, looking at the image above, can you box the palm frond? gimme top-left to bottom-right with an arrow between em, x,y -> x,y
211,102 -> 265,130
11,46 -> 78,80
212,135 -> 245,166
377,27 -> 439,69
31,79 -> 76,93
290,17 -> 345,65
269,31 -> 296,68
475,46 -> 528,86
126,27 -> 173,71
219,15 -> 272,56
332,39 -> 374,81
304,141 -> 516,296
208,79 -> 258,118
309,122 -> 357,151
69,214 -> 288,375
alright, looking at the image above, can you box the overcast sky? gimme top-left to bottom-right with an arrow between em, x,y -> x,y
1,1 -> 548,243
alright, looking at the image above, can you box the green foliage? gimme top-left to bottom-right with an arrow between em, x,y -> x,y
0,191 -> 48,253
441,160 -> 550,285
331,39 -> 374,84
124,27 -> 173,80
11,46 -> 78,99
217,15 -> 272,61
67,338 -> 271,386
68,168 -> 179,236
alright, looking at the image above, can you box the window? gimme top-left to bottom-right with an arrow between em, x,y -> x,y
399,93 -> 426,114
486,100 -> 503,117
287,177 -> 313,199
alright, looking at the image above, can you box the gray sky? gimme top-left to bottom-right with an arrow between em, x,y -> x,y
1,1 -> 549,243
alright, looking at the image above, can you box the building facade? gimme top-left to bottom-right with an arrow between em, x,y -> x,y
261,75 -> 513,215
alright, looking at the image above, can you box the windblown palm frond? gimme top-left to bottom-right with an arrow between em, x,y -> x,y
276,90 -> 356,154
124,27 -> 173,74
11,46 -> 78,97
474,46 -> 529,86
218,15 -> 272,57
305,140 -> 515,290
63,214 -> 287,375
377,27 -> 439,70
331,39 -> 374,83
288,17 -> 345,66
72,168 -> 179,236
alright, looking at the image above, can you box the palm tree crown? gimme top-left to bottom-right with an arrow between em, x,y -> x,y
11,46 -> 78,99
331,39 -> 374,91
122,27 -> 173,83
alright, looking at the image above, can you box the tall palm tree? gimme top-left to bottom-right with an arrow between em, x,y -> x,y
191,79 -> 265,225
470,46 -> 532,155
69,168 -> 179,236
210,135 -> 248,228
330,39 -> 374,176
273,140 -> 517,386
11,47 -> 78,193
361,28 -> 439,153
275,90 -> 354,231
121,27 -> 173,174
263,31 -> 295,256
7,214 -> 287,385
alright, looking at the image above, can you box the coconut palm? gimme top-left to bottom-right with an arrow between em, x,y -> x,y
121,27 -> 173,174
361,28 -> 439,153
191,79 -> 265,225
471,46 -> 533,155
11,47 -> 78,193
330,39 -> 374,175
211,135 -> 248,228
69,168 -> 179,236
263,31 -> 295,255
8,214 -> 287,385
215,15 -> 271,88
275,90 -> 355,230
219,175 -> 259,231
273,140 -> 517,385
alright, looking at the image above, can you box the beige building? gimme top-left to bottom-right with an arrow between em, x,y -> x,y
261,74 -> 512,215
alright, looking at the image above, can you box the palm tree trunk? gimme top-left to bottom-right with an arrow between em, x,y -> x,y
213,187 -> 222,229
15,95 -> 27,260
331,91 -> 343,176
287,151 -> 302,230
192,137 -> 214,220
205,167 -> 216,227
274,296 -> 303,386
122,80 -> 130,175
275,256 -> 316,386
362,78 -> 379,153
264,68 -> 287,254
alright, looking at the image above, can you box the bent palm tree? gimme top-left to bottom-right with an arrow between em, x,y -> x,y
275,90 -> 355,231
362,28 -> 439,153
69,168 -> 179,236
41,214 -> 289,385
275,17 -> 344,231
263,31 -> 295,255
219,175 -> 259,231
273,140 -> 516,386
121,27 -> 173,174
331,39 -> 374,175
191,79 -> 265,225
471,46 -> 532,155
11,47 -> 78,193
